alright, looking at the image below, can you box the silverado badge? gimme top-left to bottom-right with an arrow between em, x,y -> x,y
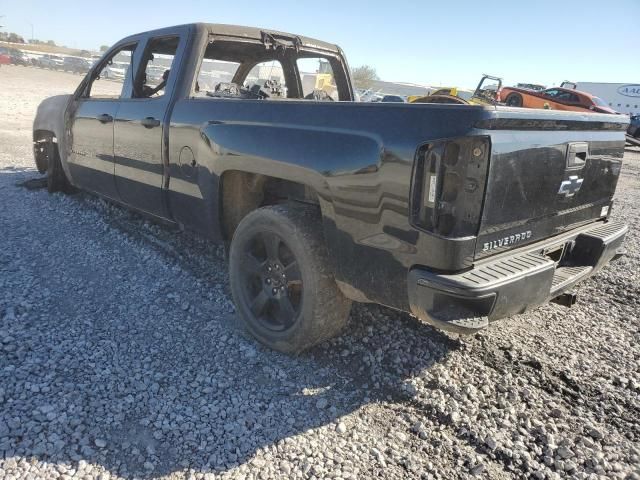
483,230 -> 532,252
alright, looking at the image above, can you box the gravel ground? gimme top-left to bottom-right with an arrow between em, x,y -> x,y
0,65 -> 639,480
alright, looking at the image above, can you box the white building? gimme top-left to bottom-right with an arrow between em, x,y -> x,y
574,82 -> 640,116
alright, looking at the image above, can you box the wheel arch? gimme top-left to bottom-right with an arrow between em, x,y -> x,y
32,94 -> 74,177
196,121 -> 384,302
218,170 -> 327,243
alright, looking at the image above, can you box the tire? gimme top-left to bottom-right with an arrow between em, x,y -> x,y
34,140 -> 49,174
229,203 -> 352,353
45,141 -> 74,193
505,93 -> 523,107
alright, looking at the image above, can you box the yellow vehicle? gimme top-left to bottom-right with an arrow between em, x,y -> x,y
301,73 -> 338,100
408,87 -> 474,104
410,75 -> 502,106
407,93 -> 428,103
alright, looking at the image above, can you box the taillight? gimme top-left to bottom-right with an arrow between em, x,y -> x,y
411,136 -> 490,238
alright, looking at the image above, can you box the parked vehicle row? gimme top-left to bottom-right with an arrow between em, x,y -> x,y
62,56 -> 93,74
0,47 -> 93,74
404,76 -> 621,116
32,53 -> 92,73
0,47 -> 29,66
34,53 -> 64,69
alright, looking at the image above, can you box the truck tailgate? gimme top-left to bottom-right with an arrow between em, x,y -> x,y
474,109 -> 629,259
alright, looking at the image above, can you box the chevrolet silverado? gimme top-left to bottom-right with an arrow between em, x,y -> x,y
33,23 -> 629,352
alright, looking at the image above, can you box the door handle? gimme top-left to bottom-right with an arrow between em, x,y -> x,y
96,113 -> 113,124
141,117 -> 161,129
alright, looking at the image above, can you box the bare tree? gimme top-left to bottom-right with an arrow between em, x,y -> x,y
352,65 -> 380,90
99,45 -> 109,52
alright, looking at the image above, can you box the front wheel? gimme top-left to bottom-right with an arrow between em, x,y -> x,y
229,204 -> 351,353
45,141 -> 74,193
505,93 -> 523,107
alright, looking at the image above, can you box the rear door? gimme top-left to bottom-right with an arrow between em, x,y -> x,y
67,43 -> 137,199
113,31 -> 186,218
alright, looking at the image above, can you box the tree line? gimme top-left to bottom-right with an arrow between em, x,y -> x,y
0,31 -> 57,46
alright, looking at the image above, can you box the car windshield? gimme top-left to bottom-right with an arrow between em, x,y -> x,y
591,96 -> 609,107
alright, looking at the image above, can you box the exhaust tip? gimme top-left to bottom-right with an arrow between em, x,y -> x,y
551,292 -> 578,308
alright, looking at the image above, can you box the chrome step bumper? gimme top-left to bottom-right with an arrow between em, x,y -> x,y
408,221 -> 628,334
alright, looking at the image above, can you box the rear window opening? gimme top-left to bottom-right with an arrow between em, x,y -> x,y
192,38 -> 349,101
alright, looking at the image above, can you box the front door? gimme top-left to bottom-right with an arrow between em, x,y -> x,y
68,100 -> 120,199
114,35 -> 183,219
67,43 -> 137,200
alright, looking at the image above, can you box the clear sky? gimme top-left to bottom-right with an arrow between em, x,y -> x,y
1,0 -> 638,89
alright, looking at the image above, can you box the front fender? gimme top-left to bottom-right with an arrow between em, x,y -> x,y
33,94 -> 73,174
33,94 -> 72,140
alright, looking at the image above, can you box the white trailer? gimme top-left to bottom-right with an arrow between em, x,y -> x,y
574,82 -> 640,116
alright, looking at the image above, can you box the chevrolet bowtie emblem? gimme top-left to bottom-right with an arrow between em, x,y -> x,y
558,175 -> 584,197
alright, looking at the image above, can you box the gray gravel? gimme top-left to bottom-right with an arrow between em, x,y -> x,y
1,65 -> 639,479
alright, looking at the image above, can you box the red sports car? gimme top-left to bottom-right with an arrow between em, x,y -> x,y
498,86 -> 617,114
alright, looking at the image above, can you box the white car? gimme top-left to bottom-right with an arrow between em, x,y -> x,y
102,62 -> 128,80
37,54 -> 64,69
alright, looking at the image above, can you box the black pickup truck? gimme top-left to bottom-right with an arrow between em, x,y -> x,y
33,23 -> 629,353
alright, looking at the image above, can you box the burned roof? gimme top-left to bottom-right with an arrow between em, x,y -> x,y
120,23 -> 340,54
199,23 -> 340,52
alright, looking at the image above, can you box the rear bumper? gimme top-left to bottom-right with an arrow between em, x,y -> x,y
408,221 -> 627,334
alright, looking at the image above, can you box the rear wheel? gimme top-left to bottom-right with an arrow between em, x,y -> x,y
229,203 -> 351,353
45,141 -> 74,193
505,93 -> 523,107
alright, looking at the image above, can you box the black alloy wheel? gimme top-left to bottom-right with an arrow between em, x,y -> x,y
229,204 -> 351,353
238,230 -> 303,332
